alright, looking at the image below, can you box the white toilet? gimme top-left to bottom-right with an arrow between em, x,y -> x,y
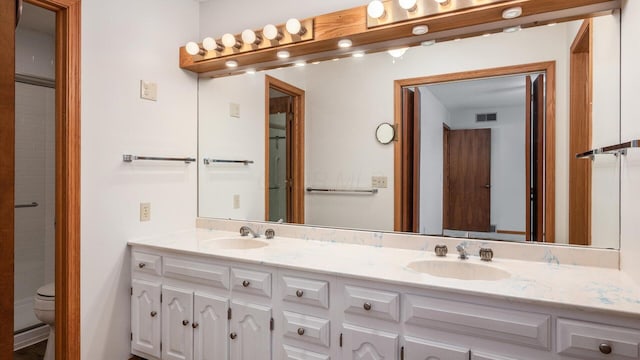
33,282 -> 55,360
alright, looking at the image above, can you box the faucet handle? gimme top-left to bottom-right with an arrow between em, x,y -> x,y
479,248 -> 494,262
239,226 -> 250,237
434,245 -> 448,257
265,228 -> 275,239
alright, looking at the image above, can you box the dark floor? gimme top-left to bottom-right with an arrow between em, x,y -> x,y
14,340 -> 47,360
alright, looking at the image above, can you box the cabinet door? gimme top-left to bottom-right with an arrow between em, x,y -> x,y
131,279 -> 161,359
230,300 -> 272,360
341,323 -> 398,360
163,286 -> 194,360
194,293 -> 229,360
404,336 -> 469,360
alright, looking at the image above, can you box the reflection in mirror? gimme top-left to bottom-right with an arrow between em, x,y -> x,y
198,12 -> 621,249
376,123 -> 395,144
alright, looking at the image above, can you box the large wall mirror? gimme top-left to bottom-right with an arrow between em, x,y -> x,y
198,11 -> 621,249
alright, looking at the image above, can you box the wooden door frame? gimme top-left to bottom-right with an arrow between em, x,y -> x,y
0,0 -> 81,358
264,75 -> 305,224
569,19 -> 593,246
394,61 -> 556,242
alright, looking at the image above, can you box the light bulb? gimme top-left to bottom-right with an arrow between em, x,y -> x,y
502,7 -> 522,19
202,37 -> 220,51
387,47 -> 408,58
399,0 -> 417,11
222,33 -> 242,49
263,24 -> 282,41
185,41 -> 201,56
277,50 -> 290,59
434,0 -> 450,5
367,0 -> 385,19
225,60 -> 238,68
338,39 -> 353,48
286,18 -> 305,35
241,29 -> 261,45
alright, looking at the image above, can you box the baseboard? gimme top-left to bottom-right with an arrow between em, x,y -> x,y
14,324 -> 49,351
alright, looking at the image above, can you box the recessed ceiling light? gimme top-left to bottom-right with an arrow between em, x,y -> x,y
277,50 -> 290,59
421,40 -> 436,46
502,6 -> 523,19
338,39 -> 353,48
412,25 -> 429,36
503,25 -> 522,33
225,60 -> 238,68
352,51 -> 365,58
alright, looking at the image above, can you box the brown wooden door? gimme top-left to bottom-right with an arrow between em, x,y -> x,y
569,20 -> 593,246
401,88 -> 420,232
525,75 -> 532,241
0,0 -> 16,354
532,75 -> 545,242
444,129 -> 491,232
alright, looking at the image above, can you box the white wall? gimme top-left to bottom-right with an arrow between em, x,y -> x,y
447,106 -> 526,234
620,0 -> 640,283
81,1 -> 199,358
419,87 -> 448,235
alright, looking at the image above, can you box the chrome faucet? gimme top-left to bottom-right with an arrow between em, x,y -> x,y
239,225 -> 259,238
456,243 -> 469,260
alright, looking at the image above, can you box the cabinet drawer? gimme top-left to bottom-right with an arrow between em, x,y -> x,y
282,311 -> 331,347
231,267 -> 272,298
163,256 -> 229,289
132,251 -> 162,276
404,294 -> 550,350
557,318 -> 640,359
283,345 -> 330,360
281,275 -> 329,309
344,285 -> 400,322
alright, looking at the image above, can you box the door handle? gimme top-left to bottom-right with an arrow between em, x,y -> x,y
484,184 -> 491,189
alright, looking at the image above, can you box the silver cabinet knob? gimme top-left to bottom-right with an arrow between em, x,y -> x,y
599,343 -> 612,354
192,322 -> 199,329
297,328 -> 305,336
296,290 -> 304,297
138,263 -> 146,268
230,332 -> 238,340
363,302 -> 372,311
242,280 -> 251,287
150,311 -> 157,317
182,320 -> 190,326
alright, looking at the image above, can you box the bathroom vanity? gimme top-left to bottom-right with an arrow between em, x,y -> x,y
129,225 -> 640,360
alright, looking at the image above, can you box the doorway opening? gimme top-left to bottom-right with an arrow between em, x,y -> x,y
1,0 -> 81,359
265,76 -> 305,224
394,62 -> 556,243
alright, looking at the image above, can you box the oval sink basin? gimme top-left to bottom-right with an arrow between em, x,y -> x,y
204,237 -> 269,250
407,260 -> 510,281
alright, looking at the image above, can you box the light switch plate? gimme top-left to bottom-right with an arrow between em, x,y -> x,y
372,176 -> 388,188
230,103 -> 240,118
140,80 -> 157,101
233,194 -> 240,209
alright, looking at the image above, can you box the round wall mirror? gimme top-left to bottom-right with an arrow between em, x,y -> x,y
375,123 -> 395,144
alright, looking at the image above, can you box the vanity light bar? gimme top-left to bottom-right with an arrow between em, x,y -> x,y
183,18 -> 315,62
366,0 -> 512,28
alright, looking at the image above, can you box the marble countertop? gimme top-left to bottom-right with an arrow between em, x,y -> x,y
128,228 -> 640,317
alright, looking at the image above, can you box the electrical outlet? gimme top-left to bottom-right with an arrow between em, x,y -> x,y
233,194 -> 240,209
140,202 -> 151,222
372,176 -> 388,188
140,80 -> 157,101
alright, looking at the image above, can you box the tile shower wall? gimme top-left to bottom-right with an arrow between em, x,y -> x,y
14,83 -> 55,332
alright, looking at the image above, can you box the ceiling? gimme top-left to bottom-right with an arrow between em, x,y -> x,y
18,2 -> 55,36
424,74 -> 532,111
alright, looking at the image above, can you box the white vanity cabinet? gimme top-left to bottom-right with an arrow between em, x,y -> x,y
130,246 -> 640,360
